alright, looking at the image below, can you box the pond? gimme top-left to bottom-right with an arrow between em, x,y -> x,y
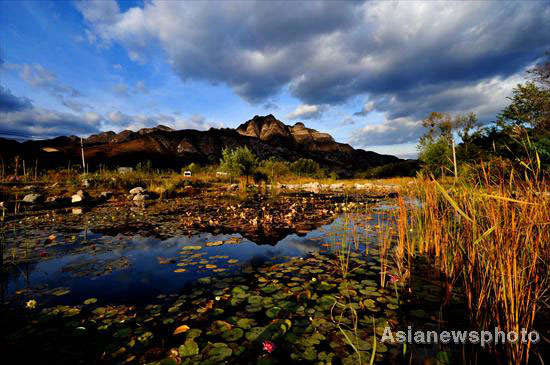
2,208 -> 392,308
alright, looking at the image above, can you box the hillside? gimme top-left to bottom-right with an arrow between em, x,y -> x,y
0,115 -> 401,174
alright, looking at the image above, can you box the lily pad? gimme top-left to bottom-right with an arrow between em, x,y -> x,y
266,306 -> 282,319
221,327 -> 244,342
205,343 -> 232,362
179,339 -> 199,357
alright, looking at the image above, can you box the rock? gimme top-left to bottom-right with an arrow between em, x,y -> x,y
71,190 -> 89,204
82,179 -> 90,187
130,187 -> 145,195
302,182 -> 321,193
118,167 -> 133,173
22,193 -> 43,204
100,191 -> 113,200
354,183 -> 373,190
133,193 -> 149,201
330,183 -> 344,191
46,196 -> 62,203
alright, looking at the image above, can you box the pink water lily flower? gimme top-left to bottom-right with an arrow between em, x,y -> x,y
388,274 -> 398,284
262,340 -> 276,353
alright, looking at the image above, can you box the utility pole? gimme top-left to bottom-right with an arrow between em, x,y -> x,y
80,137 -> 86,172
452,139 -> 458,180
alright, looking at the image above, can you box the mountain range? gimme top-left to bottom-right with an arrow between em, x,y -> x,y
0,115 -> 402,175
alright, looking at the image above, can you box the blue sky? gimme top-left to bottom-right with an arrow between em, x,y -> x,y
1,0 -> 548,158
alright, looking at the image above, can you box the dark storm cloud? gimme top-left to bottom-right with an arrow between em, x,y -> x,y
76,0 -> 550,147
0,86 -> 33,112
0,108 -> 102,139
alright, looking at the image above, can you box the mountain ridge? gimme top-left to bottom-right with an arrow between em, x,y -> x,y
0,115 -> 402,176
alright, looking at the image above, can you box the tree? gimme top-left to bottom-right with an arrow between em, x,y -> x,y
184,162 -> 201,174
259,157 -> 290,182
219,146 -> 259,185
494,53 -> 550,170
454,112 -> 485,162
289,158 -> 320,177
498,52 -> 550,134
417,112 -> 455,177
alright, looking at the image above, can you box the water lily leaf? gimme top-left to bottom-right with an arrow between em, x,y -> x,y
261,285 -> 278,294
411,309 -> 427,319
266,306 -> 282,319
113,327 -> 132,338
245,327 -> 265,341
205,343 -> 232,362
208,320 -> 232,335
236,318 -> 256,329
52,288 -> 71,296
179,339 -> 199,357
221,327 -> 244,342
248,295 -> 263,305
205,241 -> 223,247
173,324 -> 190,335
182,246 -> 202,251
84,298 -> 97,305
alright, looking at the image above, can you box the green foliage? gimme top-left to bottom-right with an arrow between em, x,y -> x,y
418,138 -> 453,178
497,82 -> 550,133
183,162 -> 201,174
357,160 -> 420,179
219,146 -> 259,183
417,112 -> 456,177
289,158 -> 320,177
258,157 -> 291,181
136,160 -> 153,172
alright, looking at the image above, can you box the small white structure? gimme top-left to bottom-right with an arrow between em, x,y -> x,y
216,171 -> 228,178
183,170 -> 192,177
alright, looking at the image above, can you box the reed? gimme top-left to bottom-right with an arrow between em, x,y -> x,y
400,168 -> 549,364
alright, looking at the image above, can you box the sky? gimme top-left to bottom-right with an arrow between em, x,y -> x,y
0,0 -> 549,159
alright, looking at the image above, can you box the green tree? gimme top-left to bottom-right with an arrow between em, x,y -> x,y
184,162 -> 201,174
289,158 -> 320,177
259,157 -> 290,182
219,146 -> 259,185
417,112 -> 455,177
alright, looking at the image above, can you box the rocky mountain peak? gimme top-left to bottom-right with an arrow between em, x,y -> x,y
236,114 -> 291,141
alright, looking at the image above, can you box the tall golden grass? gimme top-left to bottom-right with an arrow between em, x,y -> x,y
396,168 -> 549,364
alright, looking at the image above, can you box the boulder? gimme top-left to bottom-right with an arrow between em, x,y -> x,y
71,190 -> 89,204
133,193 -> 149,201
23,193 -> 43,204
130,187 -> 145,195
100,191 -> 113,200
